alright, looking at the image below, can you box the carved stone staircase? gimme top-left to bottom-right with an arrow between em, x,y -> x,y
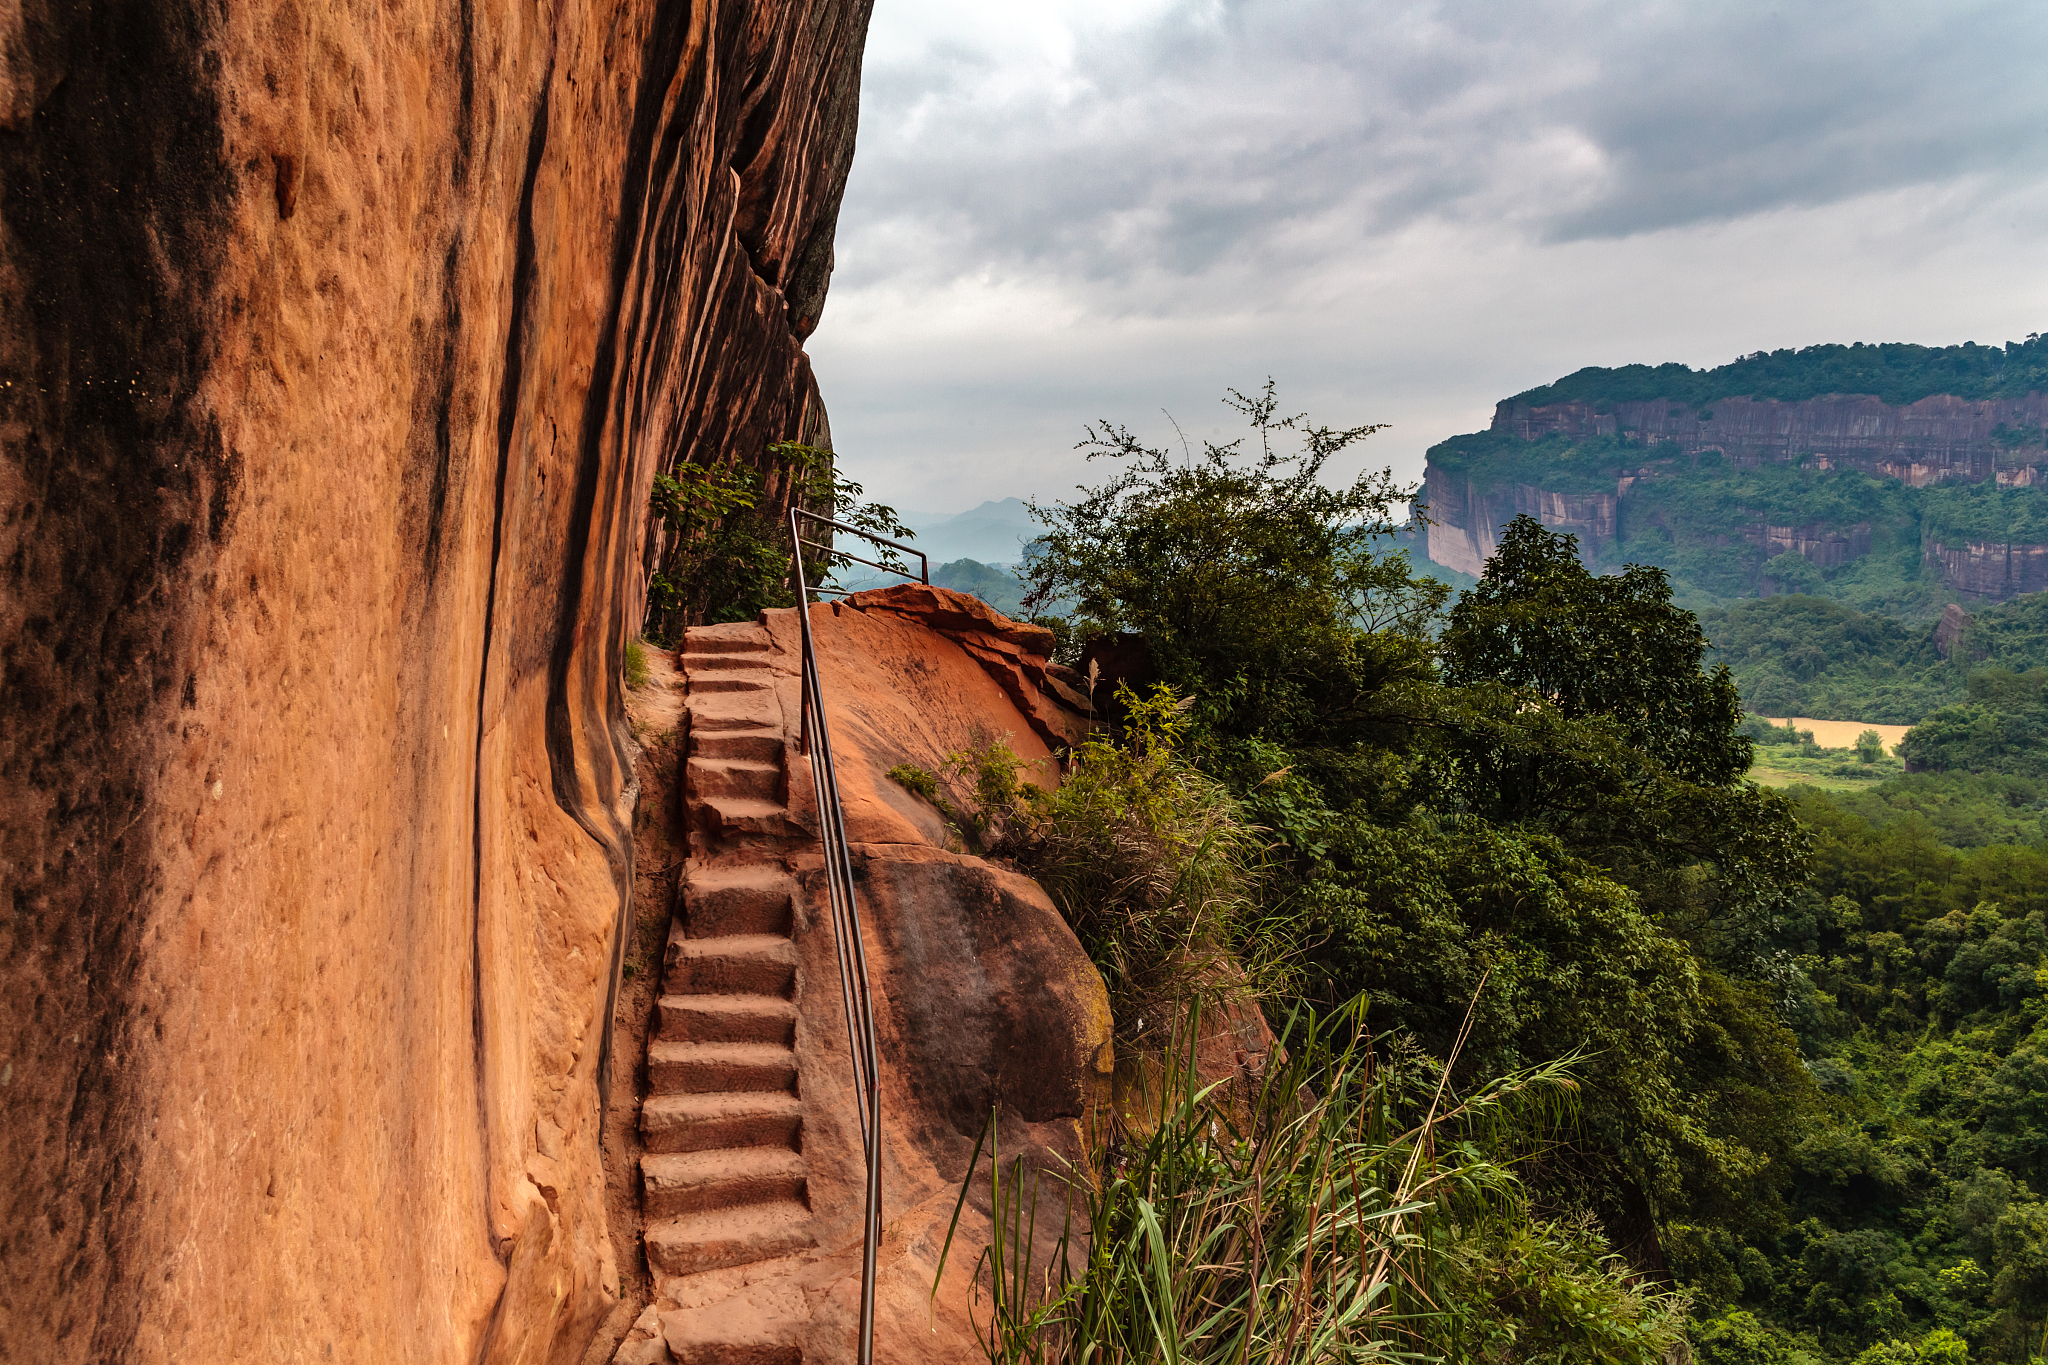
637,621 -> 814,1361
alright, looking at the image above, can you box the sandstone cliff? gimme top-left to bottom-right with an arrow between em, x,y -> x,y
0,1 -> 871,1360
1422,384 -> 2048,603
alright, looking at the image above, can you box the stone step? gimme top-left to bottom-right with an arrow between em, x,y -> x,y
665,931 -> 797,998
671,1342 -> 800,1365
645,1199 -> 815,1279
690,730 -> 783,764
641,1147 -> 807,1220
688,674 -> 773,694
683,865 -> 795,936
681,651 -> 775,672
680,625 -> 772,655
698,795 -> 793,838
648,1039 -> 799,1094
658,993 -> 797,1046
641,1091 -> 803,1154
686,757 -> 782,803
662,1291 -> 806,1365
686,699 -> 781,732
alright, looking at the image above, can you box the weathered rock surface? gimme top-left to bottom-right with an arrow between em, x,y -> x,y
641,588 -> 1111,1363
0,1 -> 871,1360
1423,465 -> 1618,575
1933,603 -> 1974,660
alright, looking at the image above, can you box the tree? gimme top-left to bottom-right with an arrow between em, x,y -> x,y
1021,382 -> 1440,745
1442,515 -> 1751,786
1857,729 -> 1886,764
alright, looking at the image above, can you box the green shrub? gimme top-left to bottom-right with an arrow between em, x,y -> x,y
623,637 -> 651,690
890,688 -> 1269,1052
642,441 -> 914,641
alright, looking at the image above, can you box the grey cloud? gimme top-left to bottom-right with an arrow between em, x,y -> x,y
836,0 -> 2048,299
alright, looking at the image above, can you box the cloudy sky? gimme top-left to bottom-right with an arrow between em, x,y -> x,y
804,0 -> 2048,519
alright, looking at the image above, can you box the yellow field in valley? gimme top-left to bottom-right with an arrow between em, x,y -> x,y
1764,717 -> 1913,750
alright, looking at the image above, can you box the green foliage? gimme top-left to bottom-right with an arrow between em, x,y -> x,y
641,441 -> 913,641
1923,485 -> 2048,548
623,637 -> 651,690
1509,337 -> 2048,409
1666,782 -> 2048,1360
1022,381 -> 1437,745
933,557 -> 1030,614
1859,731 -> 1887,764
905,690 -> 1270,1052
1692,1309 -> 1825,1364
1797,773 -> 2048,849
1900,704 -> 2048,781
1425,428 -> 1643,495
1443,514 -> 1751,785
1015,384 -> 1824,1322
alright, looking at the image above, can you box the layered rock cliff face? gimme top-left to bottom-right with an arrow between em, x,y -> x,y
1494,393 -> 2048,486
1422,465 -> 1617,576
1424,388 -> 2048,601
1923,536 -> 2048,602
0,1 -> 870,1360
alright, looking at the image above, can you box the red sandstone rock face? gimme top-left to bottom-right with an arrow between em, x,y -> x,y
1423,464 -> 1618,576
0,2 -> 871,1360
1430,390 -> 2048,582
1934,604 -> 1973,660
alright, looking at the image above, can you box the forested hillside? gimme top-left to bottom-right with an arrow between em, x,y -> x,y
1698,594 -> 2048,724
1418,332 -> 2048,615
1512,337 -> 2048,409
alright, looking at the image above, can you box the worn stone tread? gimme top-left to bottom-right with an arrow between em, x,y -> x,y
647,1038 -> 799,1093
658,993 -> 798,1045
666,933 -> 798,997
641,1147 -> 807,1219
641,1091 -> 804,1153
646,1200 -> 815,1277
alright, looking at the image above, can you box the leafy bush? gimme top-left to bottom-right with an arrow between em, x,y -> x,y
892,688 -> 1270,1054
1899,704 -> 2048,780
641,441 -> 912,640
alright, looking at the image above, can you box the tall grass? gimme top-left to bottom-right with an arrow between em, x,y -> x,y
941,994 -> 1687,1365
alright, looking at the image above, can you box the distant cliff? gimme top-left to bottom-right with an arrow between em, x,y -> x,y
1420,339 -> 2048,611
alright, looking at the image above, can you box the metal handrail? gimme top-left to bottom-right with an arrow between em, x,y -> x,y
787,507 -> 925,1365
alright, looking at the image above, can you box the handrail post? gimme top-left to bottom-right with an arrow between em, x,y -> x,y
787,505 -> 891,1365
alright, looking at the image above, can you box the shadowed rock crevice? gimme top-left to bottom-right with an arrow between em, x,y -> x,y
0,0 -> 236,1353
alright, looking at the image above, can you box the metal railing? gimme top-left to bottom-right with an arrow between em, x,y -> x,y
786,508 -> 926,1365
